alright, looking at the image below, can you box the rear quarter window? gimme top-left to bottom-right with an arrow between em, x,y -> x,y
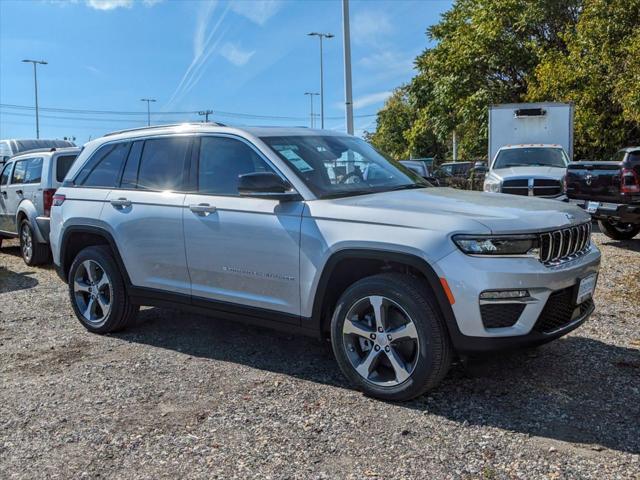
55,155 -> 78,182
75,143 -> 131,188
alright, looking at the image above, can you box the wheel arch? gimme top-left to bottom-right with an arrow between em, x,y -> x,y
311,249 -> 458,342
59,225 -> 131,285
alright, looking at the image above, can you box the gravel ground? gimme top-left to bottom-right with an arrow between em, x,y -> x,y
1,232 -> 639,479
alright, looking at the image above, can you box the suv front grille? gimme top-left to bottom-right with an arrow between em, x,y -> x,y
539,222 -> 591,264
533,287 -> 594,334
480,303 -> 526,328
502,178 -> 563,197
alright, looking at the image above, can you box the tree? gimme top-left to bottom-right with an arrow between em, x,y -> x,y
528,0 -> 640,158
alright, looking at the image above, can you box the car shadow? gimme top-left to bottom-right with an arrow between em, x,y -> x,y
0,267 -> 39,293
115,307 -> 640,455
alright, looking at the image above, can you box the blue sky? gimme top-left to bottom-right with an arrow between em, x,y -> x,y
0,0 -> 451,143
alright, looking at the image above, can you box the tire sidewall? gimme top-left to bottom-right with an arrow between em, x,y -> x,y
68,246 -> 128,334
19,219 -> 35,265
598,219 -> 640,240
331,276 -> 446,401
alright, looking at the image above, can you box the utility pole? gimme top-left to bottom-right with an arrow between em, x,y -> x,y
452,130 -> 458,161
304,92 -> 319,128
140,98 -> 156,126
22,59 -> 47,139
342,0 -> 354,135
198,109 -> 214,123
308,32 -> 334,129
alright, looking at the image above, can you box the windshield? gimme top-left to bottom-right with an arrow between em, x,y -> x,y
261,135 -> 428,198
493,148 -> 568,169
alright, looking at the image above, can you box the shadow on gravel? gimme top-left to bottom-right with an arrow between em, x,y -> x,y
0,268 -> 39,293
599,238 -> 640,252
117,307 -> 640,455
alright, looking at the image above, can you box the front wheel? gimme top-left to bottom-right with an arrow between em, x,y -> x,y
330,273 -> 452,401
598,219 -> 640,240
68,245 -> 138,333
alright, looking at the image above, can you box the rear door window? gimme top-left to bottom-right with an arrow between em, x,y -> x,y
55,155 -> 78,182
75,142 -> 131,188
136,137 -> 190,191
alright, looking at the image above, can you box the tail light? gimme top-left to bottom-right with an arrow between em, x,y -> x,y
49,192 -> 66,215
43,189 -> 56,217
621,168 -> 640,194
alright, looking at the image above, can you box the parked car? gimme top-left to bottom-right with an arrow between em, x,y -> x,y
50,124 -> 600,401
484,144 -> 569,198
566,147 -> 640,240
1,139 -> 76,165
0,147 -> 81,264
399,160 -> 439,185
433,161 -> 473,188
468,161 -> 488,191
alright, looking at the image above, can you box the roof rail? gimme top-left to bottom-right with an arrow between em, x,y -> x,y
104,122 -> 226,138
9,146 -> 79,158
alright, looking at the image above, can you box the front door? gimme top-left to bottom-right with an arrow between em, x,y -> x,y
183,135 -> 303,322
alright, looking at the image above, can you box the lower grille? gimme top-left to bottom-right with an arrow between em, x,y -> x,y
533,287 -> 593,334
481,303 -> 526,328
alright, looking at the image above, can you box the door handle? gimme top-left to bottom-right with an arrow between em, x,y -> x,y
189,203 -> 217,215
15,189 -> 23,196
1,191 -> 6,198
110,197 -> 132,208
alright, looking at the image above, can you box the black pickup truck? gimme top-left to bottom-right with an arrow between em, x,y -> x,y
566,147 -> 640,240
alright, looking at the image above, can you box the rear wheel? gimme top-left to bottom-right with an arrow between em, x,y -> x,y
598,219 -> 640,240
68,245 -> 138,333
330,273 -> 452,401
19,219 -> 50,266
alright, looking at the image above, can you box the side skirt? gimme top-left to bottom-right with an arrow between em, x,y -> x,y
128,286 -> 321,339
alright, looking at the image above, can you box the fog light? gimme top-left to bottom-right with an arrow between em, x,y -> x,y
480,290 -> 529,300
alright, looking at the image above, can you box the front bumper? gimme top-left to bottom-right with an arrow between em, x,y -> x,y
435,243 -> 601,353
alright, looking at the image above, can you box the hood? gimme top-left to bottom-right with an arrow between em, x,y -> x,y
306,187 -> 590,234
490,166 -> 566,181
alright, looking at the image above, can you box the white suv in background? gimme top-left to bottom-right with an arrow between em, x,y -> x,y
0,147 -> 80,265
49,124 -> 600,401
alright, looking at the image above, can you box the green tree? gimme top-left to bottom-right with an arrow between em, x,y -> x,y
528,0 -> 640,158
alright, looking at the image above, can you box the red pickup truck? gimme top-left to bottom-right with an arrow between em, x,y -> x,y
566,147 -> 640,240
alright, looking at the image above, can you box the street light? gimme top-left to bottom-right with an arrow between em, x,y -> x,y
140,98 -> 156,126
342,0 -> 354,135
304,92 -> 319,128
22,59 -> 47,139
308,32 -> 334,129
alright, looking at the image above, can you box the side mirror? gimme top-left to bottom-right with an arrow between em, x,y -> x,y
238,172 -> 300,201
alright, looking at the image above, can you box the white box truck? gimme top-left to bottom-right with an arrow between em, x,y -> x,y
484,102 -> 574,198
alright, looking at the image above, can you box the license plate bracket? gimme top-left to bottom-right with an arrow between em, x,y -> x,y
586,201 -> 600,214
575,273 -> 598,305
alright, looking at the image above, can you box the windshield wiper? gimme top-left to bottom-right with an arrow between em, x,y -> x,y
386,183 -> 427,192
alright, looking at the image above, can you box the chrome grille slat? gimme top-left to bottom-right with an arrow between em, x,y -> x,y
539,222 -> 591,266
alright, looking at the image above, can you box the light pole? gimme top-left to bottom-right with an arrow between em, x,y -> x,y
304,92 -> 319,128
198,109 -> 214,123
308,32 -> 334,129
22,59 -> 47,139
140,98 -> 156,126
342,0 -> 354,135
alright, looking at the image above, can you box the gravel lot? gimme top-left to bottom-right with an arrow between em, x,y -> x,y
1,232 -> 639,479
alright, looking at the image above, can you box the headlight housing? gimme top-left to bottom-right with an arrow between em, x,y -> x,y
483,177 -> 501,193
453,234 -> 540,256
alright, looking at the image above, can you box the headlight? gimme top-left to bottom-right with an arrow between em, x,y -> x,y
483,178 -> 501,192
453,235 -> 540,256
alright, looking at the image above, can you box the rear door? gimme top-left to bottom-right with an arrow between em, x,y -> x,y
182,135 -> 303,320
0,162 -> 13,231
4,157 -> 44,232
101,136 -> 192,295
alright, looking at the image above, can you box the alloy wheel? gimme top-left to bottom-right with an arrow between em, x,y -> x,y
342,295 -> 420,387
73,260 -> 112,327
20,223 -> 33,263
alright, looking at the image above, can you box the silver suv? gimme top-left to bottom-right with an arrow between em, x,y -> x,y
49,124 -> 601,401
0,147 -> 80,265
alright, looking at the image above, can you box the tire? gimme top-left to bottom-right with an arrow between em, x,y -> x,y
597,219 -> 640,240
19,219 -> 50,266
330,273 -> 452,401
68,245 -> 138,334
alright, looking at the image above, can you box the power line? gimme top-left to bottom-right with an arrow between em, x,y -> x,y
0,103 -> 376,121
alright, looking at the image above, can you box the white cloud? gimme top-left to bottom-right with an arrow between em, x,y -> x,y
351,10 -> 393,46
352,91 -> 393,110
219,42 -> 255,66
230,0 -> 282,25
55,0 -> 163,10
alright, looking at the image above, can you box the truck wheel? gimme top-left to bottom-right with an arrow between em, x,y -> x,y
19,219 -> 50,266
597,219 -> 640,240
330,273 -> 452,401
68,245 -> 138,334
